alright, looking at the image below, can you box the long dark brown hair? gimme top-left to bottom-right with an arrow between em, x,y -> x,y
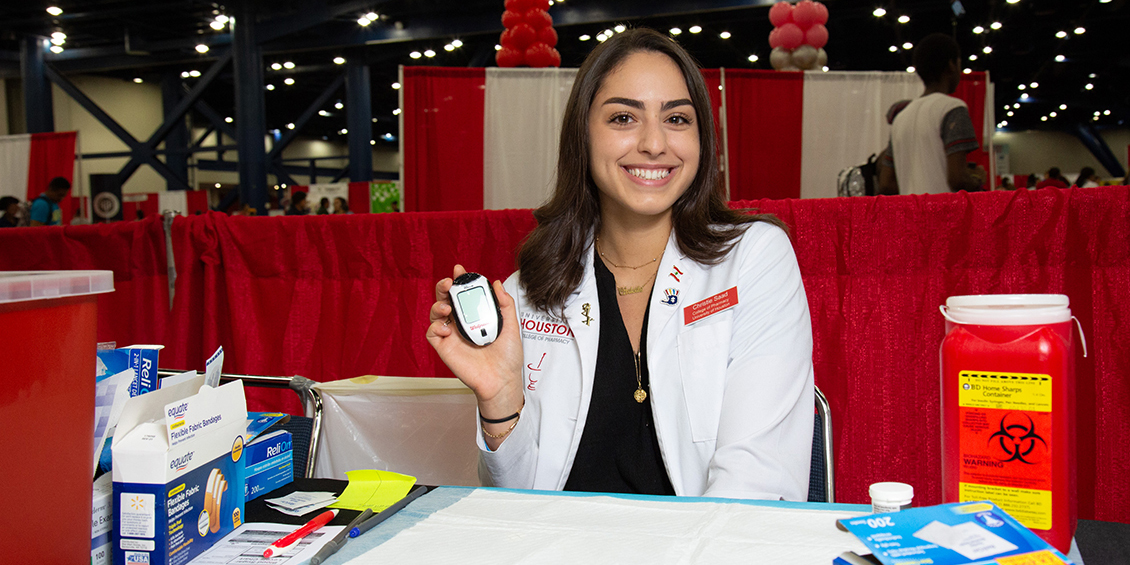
518,28 -> 783,315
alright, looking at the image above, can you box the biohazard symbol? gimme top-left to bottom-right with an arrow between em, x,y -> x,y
988,413 -> 1047,465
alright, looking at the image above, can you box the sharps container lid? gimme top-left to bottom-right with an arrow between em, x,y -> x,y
945,294 -> 1070,325
0,271 -> 115,304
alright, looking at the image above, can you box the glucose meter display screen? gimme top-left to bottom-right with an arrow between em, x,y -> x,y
457,287 -> 487,324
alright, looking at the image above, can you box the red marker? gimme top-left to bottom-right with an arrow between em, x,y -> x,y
262,509 -> 338,559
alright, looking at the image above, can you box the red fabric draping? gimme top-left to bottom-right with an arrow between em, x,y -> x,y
402,68 -> 485,212
26,131 -> 77,225
723,70 -> 805,201
348,181 -> 370,212
735,187 -> 1130,523
953,72 -> 991,179
162,210 -> 537,412
0,215 -> 170,346
4,188 -> 1129,524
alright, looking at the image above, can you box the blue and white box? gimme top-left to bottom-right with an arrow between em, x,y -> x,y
112,375 -> 247,565
97,344 -> 164,397
245,430 -> 293,501
92,473 -> 113,565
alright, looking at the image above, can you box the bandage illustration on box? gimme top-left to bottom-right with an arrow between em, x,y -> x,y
200,468 -> 227,535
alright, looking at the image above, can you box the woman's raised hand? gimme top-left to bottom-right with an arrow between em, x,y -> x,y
426,265 -> 525,420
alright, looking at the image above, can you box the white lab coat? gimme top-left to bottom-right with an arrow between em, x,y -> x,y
478,222 -> 814,501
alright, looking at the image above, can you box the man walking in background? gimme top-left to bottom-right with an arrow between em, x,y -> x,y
877,34 -> 986,195
29,177 -> 70,226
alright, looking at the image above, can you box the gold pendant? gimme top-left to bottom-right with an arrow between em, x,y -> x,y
634,387 -> 647,403
617,284 -> 645,296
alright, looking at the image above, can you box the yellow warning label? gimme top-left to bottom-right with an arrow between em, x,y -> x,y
960,482 -> 1052,530
995,550 -> 1064,565
958,371 -> 1052,412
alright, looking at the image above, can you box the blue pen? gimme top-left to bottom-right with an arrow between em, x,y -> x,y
349,485 -> 428,538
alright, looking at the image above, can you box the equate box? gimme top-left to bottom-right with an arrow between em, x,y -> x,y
112,374 -> 247,565
92,473 -> 113,565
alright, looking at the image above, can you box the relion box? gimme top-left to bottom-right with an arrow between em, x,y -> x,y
112,375 -> 247,565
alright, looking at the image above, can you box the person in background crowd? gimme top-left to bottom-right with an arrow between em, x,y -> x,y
286,191 -> 310,215
1025,174 -> 1038,189
316,197 -> 331,215
29,176 -> 71,226
1074,167 -> 1099,188
0,196 -> 20,228
876,34 -> 985,195
996,177 -> 1015,191
332,197 -> 350,214
1036,167 -> 1069,189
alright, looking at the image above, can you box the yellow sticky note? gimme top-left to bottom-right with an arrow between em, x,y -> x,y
328,470 -> 417,512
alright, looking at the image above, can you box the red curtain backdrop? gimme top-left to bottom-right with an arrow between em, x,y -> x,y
722,70 -> 805,201
402,68 -> 485,212
0,215 -> 170,346
953,72 -> 991,176
4,187 -> 1129,524
26,131 -> 77,225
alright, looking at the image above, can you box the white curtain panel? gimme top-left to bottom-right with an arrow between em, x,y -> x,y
800,71 -> 924,199
0,134 -> 32,200
483,67 -> 577,210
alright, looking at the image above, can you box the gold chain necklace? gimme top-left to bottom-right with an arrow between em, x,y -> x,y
596,236 -> 659,270
633,351 -> 647,403
616,271 -> 655,296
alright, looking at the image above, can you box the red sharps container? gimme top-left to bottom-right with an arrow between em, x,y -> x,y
940,294 -> 1079,553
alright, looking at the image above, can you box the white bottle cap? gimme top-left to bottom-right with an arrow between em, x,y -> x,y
870,482 -> 914,506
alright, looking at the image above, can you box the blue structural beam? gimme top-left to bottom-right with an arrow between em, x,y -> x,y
345,59 -> 373,183
162,73 -> 190,191
44,66 -> 191,190
1073,123 -> 1126,179
197,158 -> 397,181
232,3 -> 269,215
20,36 -> 54,133
265,73 -> 346,187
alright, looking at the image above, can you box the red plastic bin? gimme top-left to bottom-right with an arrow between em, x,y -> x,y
0,271 -> 114,564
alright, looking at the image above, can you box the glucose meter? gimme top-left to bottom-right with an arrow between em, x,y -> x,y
449,272 -> 503,346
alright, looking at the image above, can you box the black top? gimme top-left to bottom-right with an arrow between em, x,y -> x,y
0,215 -> 16,228
563,254 -> 675,496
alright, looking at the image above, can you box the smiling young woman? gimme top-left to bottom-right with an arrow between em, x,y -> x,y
426,28 -> 815,501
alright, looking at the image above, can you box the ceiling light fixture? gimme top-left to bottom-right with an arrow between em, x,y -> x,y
890,45 -> 898,52
1085,83 -> 1093,90
358,17 -> 371,26
225,116 -> 233,123
1074,27 -> 1085,34
719,31 -> 731,39
424,49 -> 436,57
216,15 -> 229,24
283,77 -> 294,85
1021,93 -> 1029,100
452,39 -> 463,48
286,123 -> 295,129
271,63 -> 282,70
1018,84 -> 1025,90
963,68 -> 971,74
189,70 -> 201,77
283,61 -> 295,69
969,54 -> 978,61
579,35 -> 590,41
1055,31 -> 1067,38
392,82 -> 401,89
410,51 -> 422,58
689,26 -> 702,34
195,44 -> 209,53
50,45 -> 64,54
873,8 -> 886,17
1029,82 -> 1038,88
973,26 -> 984,34
334,101 -> 344,110
903,42 -> 913,49
133,77 -> 143,83
333,57 -> 345,65
1055,55 -> 1065,62
266,84 -> 275,90
748,54 -> 759,62
1059,104 -> 1067,110
982,46 -> 992,54
1007,111 -> 1014,116
210,21 -> 225,30
898,15 -> 910,24
615,25 -> 627,33
46,6 -> 63,16
444,44 -> 454,51
393,108 -> 401,116
366,12 -> 378,20
670,27 -> 682,35
597,34 -> 608,42
991,22 -> 1002,30
907,66 -> 915,73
